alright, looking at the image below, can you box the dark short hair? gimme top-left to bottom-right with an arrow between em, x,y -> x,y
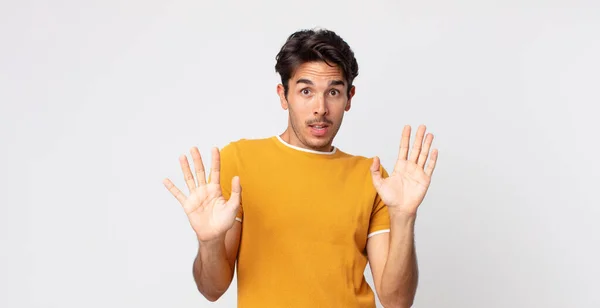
275,28 -> 359,97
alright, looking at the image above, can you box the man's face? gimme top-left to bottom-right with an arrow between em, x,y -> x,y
277,61 -> 355,152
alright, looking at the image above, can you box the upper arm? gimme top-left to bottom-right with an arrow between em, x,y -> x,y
219,142 -> 244,271
367,232 -> 390,297
367,161 -> 391,297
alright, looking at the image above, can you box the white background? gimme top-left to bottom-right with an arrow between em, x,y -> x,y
1,0 -> 599,307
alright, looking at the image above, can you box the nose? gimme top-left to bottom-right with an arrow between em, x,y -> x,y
312,94 -> 328,116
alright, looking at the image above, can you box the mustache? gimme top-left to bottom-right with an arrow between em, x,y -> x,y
306,118 -> 334,125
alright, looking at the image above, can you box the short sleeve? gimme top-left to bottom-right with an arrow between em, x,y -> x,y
214,142 -> 244,222
367,165 -> 390,238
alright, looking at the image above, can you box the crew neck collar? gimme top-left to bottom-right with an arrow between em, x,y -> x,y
275,135 -> 337,155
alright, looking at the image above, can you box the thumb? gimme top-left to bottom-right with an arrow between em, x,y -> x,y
227,176 -> 242,208
370,157 -> 384,191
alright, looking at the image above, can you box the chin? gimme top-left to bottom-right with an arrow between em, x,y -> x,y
305,136 -> 334,151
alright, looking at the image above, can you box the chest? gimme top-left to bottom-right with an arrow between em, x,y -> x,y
239,161 -> 377,249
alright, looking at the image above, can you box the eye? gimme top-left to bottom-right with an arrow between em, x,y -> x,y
329,89 -> 340,96
301,88 -> 311,95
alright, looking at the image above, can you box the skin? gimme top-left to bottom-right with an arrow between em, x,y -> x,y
368,124 -> 438,307
277,61 -> 354,152
163,147 -> 241,301
163,60 -> 439,307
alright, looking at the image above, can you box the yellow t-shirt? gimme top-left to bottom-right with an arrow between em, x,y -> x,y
219,136 -> 390,307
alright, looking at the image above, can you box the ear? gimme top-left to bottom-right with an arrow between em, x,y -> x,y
277,84 -> 288,110
345,85 -> 355,111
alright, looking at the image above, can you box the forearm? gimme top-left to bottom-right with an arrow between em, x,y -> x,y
192,235 -> 234,301
380,211 -> 418,308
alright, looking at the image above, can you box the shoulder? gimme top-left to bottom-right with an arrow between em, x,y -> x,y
335,149 -> 388,176
220,136 -> 276,160
336,148 -> 375,166
222,136 -> 274,151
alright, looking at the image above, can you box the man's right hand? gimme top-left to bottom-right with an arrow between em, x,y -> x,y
163,147 -> 241,243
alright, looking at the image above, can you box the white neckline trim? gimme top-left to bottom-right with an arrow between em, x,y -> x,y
276,135 -> 337,155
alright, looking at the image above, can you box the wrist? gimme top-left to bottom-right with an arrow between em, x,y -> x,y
388,208 -> 417,220
388,209 -> 417,227
198,233 -> 226,250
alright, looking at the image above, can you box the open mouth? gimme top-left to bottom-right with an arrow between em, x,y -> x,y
308,123 -> 330,136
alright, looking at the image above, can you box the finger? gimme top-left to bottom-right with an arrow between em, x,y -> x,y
398,125 -> 411,161
227,176 -> 242,208
408,124 -> 427,163
417,133 -> 434,168
163,178 -> 186,205
209,147 -> 221,185
179,154 -> 197,192
425,149 -> 439,177
190,147 -> 206,185
370,157 -> 384,191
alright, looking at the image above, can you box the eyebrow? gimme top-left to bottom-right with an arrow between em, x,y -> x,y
296,79 -> 346,87
329,80 -> 345,87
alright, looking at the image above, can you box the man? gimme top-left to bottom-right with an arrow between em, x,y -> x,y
163,28 -> 438,308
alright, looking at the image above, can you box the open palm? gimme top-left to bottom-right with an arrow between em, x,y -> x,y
163,147 -> 241,242
371,125 -> 438,215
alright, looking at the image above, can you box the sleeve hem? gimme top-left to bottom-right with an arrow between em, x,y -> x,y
367,229 -> 390,238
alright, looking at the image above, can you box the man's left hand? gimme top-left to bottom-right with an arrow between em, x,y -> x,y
370,124 -> 439,216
